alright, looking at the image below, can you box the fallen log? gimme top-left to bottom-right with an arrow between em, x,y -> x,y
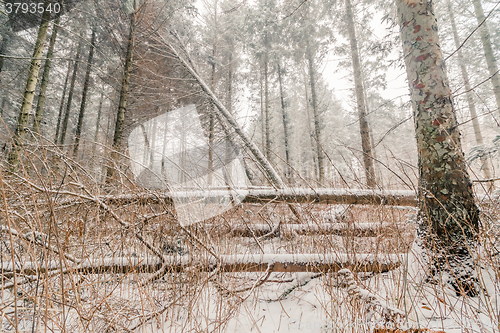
1,253 -> 402,276
102,188 -> 418,207
202,222 -> 401,238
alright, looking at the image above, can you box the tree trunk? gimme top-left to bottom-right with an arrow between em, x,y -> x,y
448,0 -> 493,189
73,28 -> 96,157
92,86 -> 105,158
397,0 -> 480,297
345,0 -> 376,188
306,43 -> 324,184
54,60 -> 72,142
59,40 -> 83,145
260,72 -> 265,152
33,13 -> 61,133
264,53 -> 271,161
304,73 -> 317,181
472,0 -> 500,116
277,62 -> 291,180
8,0 -> 52,168
107,13 -> 136,181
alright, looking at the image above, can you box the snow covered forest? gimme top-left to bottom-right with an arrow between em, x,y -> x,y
0,0 -> 500,331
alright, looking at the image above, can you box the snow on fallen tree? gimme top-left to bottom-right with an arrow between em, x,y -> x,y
102,188 -> 418,207
200,222 -> 402,238
1,253 -> 402,277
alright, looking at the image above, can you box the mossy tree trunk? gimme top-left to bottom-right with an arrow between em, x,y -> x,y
345,0 -> 376,188
397,0 -> 480,296
106,13 -> 136,182
8,0 -> 52,168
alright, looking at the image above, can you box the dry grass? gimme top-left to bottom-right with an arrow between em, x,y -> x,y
0,146 -> 498,332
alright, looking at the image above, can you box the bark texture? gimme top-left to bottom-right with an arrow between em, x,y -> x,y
397,0 -> 479,296
345,0 -> 376,188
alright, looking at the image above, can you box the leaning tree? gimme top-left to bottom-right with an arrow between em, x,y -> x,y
397,0 -> 480,296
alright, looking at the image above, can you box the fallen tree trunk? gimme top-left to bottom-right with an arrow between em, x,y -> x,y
201,222 -> 401,238
1,253 -> 402,276
102,188 -> 418,207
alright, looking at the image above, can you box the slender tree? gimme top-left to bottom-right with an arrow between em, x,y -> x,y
34,12 -> 62,133
472,0 -> 500,116
8,0 -> 53,168
59,40 -> 83,145
397,0 -> 480,296
306,41 -> 324,184
107,12 -> 136,181
345,0 -> 376,188
277,62 -> 291,179
447,0 -> 493,187
73,27 -> 97,156
54,60 -> 72,142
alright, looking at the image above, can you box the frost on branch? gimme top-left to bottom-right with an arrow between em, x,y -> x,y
338,268 -> 404,328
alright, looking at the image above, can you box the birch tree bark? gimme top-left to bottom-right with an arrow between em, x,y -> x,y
8,0 -> 52,168
345,0 -> 376,188
472,0 -> 500,116
397,0 -> 480,296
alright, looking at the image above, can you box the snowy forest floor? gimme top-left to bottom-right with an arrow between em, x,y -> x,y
0,157 -> 499,332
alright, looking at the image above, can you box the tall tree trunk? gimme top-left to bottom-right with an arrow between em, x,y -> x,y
92,86 -> 105,158
264,53 -> 271,161
260,72 -> 265,152
448,0 -> 493,188
34,13 -> 61,133
107,13 -> 136,181
304,73 -> 317,181
54,60 -> 72,142
149,118 -> 157,168
208,5 -> 218,186
473,0 -> 500,116
73,28 -> 96,157
59,40 -> 83,145
277,62 -> 291,180
8,0 -> 52,168
397,0 -> 480,296
345,0 -> 376,188
306,44 -> 324,184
